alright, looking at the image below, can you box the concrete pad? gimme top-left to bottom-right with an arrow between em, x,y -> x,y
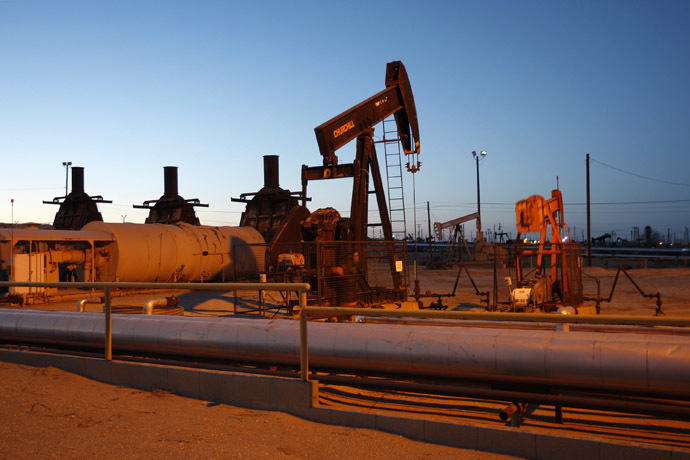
249,400 -> 274,411
671,450 -> 690,460
290,405 -> 334,425
535,435 -> 601,460
376,413 -> 425,441
198,370 -> 234,403
477,426 -> 537,458
166,367 -> 201,398
599,443 -> 672,460
59,355 -> 112,383
233,373 -> 270,404
329,408 -> 377,430
0,349 -> 59,368
268,378 -> 317,411
110,361 -> 167,390
423,419 -> 478,449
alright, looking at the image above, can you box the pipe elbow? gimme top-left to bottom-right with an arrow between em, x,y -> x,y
76,297 -> 104,312
143,296 -> 179,315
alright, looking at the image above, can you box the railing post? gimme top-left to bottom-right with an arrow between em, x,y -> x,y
104,286 -> 112,361
299,308 -> 309,382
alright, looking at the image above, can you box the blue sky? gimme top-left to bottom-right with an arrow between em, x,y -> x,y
1,1 -> 689,242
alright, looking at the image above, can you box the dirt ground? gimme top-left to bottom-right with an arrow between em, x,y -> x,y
26,264 -> 690,319
0,362 -> 520,460
413,264 -> 690,317
2,264 -> 689,459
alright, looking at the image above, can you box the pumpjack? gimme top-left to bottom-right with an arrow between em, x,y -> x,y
236,61 -> 422,307
511,190 -> 585,312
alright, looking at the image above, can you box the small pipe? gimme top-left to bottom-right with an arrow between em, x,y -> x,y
76,297 -> 104,312
71,166 -> 85,194
143,296 -> 179,315
263,155 -> 279,189
348,316 -> 690,335
500,402 -> 528,422
315,374 -> 690,421
163,166 -> 178,196
556,306 -> 576,331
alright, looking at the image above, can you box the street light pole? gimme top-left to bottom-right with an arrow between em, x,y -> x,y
10,199 -> 14,285
472,150 -> 487,242
475,154 -> 481,221
62,161 -> 72,197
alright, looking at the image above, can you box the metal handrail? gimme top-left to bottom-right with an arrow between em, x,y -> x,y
0,281 -> 310,361
297,306 -> 690,381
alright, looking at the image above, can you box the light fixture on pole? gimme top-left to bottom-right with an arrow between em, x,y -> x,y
62,162 -> 72,197
471,150 -> 487,243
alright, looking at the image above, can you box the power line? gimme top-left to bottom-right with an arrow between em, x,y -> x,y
0,187 -> 63,191
566,199 -> 690,205
417,200 -> 690,208
590,157 -> 690,187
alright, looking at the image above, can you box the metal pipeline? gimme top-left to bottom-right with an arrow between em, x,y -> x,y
1,310 -> 690,398
50,250 -> 87,264
76,297 -> 104,312
314,374 -> 690,420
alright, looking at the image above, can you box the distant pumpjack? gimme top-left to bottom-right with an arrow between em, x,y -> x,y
43,166 -> 112,230
134,166 -> 208,225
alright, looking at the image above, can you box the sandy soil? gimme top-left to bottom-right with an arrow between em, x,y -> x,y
0,362 -> 520,460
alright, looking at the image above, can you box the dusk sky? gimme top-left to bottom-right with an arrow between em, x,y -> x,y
2,1 -> 689,242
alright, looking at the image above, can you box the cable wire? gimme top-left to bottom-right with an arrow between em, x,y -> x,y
590,157 -> 690,187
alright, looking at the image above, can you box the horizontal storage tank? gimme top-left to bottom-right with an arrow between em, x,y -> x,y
83,222 -> 265,282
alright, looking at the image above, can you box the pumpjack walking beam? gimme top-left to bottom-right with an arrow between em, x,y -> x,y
302,61 -> 421,243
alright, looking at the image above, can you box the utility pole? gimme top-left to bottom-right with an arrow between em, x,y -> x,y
586,154 -> 592,266
426,201 -> 433,265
